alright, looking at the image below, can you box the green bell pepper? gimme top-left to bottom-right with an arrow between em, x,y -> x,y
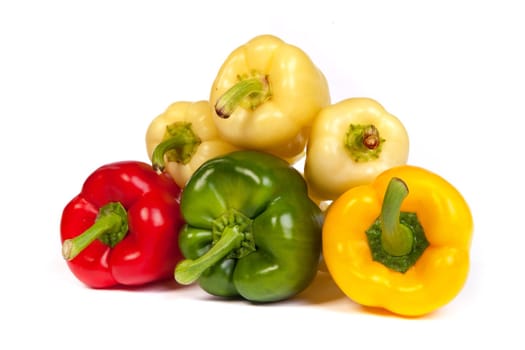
174,150 -> 322,302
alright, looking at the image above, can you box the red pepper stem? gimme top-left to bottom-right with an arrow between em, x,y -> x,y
380,178 -> 414,256
174,226 -> 243,285
214,75 -> 270,118
62,202 -> 128,261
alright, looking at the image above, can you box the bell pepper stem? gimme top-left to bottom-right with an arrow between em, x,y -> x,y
62,202 -> 128,261
152,122 -> 201,173
215,75 -> 271,118
344,124 -> 385,162
380,178 -> 414,256
175,226 -> 244,285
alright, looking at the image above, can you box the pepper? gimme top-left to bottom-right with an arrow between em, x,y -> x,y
304,97 -> 409,201
174,150 -> 323,302
322,165 -> 473,316
146,100 -> 238,188
60,161 -> 185,288
210,34 -> 331,163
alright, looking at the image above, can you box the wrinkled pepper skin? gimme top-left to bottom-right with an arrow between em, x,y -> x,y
174,150 -> 323,302
323,165 -> 473,316
210,34 -> 331,163
60,161 -> 185,288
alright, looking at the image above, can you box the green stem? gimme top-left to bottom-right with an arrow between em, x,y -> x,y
175,226 -> 244,285
380,178 -> 413,256
344,124 -> 385,162
62,202 -> 128,261
215,75 -> 271,118
151,122 -> 201,173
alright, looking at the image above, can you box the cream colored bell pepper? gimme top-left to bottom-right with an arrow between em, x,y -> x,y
146,100 -> 238,188
304,98 -> 409,201
210,34 -> 331,163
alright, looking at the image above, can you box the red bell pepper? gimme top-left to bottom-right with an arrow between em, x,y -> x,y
60,161 -> 184,288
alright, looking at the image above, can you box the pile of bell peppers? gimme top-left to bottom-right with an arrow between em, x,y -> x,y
61,34 -> 473,317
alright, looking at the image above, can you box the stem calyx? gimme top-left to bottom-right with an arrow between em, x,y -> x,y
62,202 -> 128,261
152,122 -> 201,173
215,71 -> 271,118
365,178 -> 429,273
345,124 -> 385,162
174,209 -> 255,285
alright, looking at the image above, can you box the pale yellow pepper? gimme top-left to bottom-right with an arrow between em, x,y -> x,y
210,34 -> 331,163
146,100 -> 238,188
305,97 -> 409,201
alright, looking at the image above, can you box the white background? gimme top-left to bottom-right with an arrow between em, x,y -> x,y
1,0 -> 523,348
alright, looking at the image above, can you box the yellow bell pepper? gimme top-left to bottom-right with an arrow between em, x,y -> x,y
305,97 -> 409,201
322,165 -> 473,317
145,100 -> 238,188
210,34 -> 331,162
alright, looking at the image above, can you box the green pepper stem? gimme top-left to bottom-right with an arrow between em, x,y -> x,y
174,226 -> 244,285
62,202 -> 128,261
152,122 -> 201,173
380,178 -> 414,256
215,75 -> 270,118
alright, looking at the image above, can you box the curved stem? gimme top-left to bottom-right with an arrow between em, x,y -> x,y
174,226 -> 243,285
62,202 -> 128,261
215,75 -> 270,118
151,122 -> 201,173
380,178 -> 414,256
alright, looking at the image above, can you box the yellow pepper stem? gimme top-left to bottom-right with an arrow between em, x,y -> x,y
151,122 -> 201,173
380,178 -> 413,256
365,177 -> 429,273
215,74 -> 271,118
344,124 -> 385,162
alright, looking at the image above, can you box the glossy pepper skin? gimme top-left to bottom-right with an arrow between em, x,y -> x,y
174,150 -> 323,302
210,34 -> 331,163
323,165 -> 473,316
146,100 -> 238,188
60,161 -> 185,288
305,97 -> 409,202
